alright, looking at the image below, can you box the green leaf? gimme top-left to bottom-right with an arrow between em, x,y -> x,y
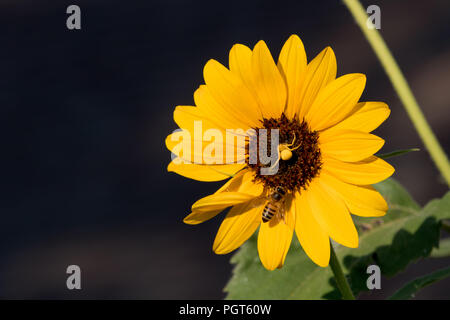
388,266 -> 450,299
430,238 -> 450,258
377,148 -> 420,159
224,179 -> 450,299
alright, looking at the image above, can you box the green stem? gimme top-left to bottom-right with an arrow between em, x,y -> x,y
329,242 -> 355,300
342,0 -> 450,187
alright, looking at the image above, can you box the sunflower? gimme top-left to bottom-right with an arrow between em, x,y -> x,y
166,35 -> 394,270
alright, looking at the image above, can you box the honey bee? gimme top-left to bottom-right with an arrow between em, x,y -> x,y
261,186 -> 287,223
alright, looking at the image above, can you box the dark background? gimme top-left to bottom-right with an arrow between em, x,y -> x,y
0,0 -> 449,299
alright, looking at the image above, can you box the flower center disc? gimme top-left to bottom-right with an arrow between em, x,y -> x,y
247,113 -> 322,193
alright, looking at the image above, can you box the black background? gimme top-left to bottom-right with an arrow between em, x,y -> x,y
0,0 -> 449,299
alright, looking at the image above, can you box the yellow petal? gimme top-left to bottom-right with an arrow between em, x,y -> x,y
203,59 -> 262,127
167,106 -> 247,164
319,129 -> 385,162
167,107 -> 214,161
183,170 -> 262,224
165,132 -> 246,165
213,201 -> 262,254
257,196 -> 295,270
191,192 -> 257,212
173,105 -> 223,131
165,131 -> 184,155
306,179 -> 359,248
229,44 -> 253,83
324,102 -> 390,133
297,47 -> 337,120
323,156 -> 395,185
215,169 -> 263,194
229,44 -> 260,102
251,40 -> 287,119
168,160 -> 245,182
320,171 -> 388,217
183,208 -> 224,226
306,73 -> 366,131
194,85 -> 251,130
294,191 -> 330,267
277,34 -> 307,119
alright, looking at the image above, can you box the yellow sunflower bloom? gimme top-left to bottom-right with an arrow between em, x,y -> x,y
166,34 -> 394,270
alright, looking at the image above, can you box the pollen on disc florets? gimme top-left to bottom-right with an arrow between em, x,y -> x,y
246,113 -> 322,193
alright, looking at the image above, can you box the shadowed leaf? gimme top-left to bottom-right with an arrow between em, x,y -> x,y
388,266 -> 450,299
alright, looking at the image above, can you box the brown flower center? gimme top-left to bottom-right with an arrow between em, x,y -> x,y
246,113 -> 322,193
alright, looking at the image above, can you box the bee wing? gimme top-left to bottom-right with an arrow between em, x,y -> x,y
248,195 -> 268,209
273,200 -> 295,232
273,203 -> 286,224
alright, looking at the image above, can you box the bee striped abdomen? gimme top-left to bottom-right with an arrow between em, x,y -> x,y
261,186 -> 286,223
262,203 -> 277,223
